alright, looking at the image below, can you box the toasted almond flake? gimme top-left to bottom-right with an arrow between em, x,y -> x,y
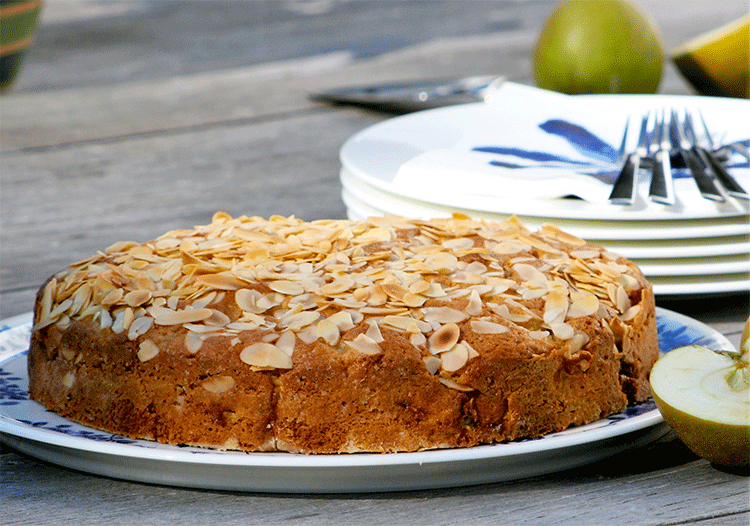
240,342 -> 293,369
381,315 -> 421,332
204,309 -> 231,327
568,332 -> 590,353
620,304 -> 641,321
62,371 -> 75,388
438,377 -> 474,392
365,321 -> 384,343
488,303 -> 533,323
491,240 -> 527,255
191,291 -> 218,309
423,356 -> 442,375
381,283 -> 409,301
316,318 -> 340,345
345,333 -> 382,355
137,340 -> 160,362
428,322 -> 461,354
460,289 -> 481,316
195,273 -> 245,290
441,343 -> 469,371
470,319 -> 508,334
184,331 -> 204,353
513,263 -> 547,283
464,340 -> 480,359
618,273 -> 641,291
408,279 -> 430,294
278,311 -> 320,331
411,332 -> 427,346
124,289 -> 152,308
276,331 -> 296,356
543,288 -> 569,325
402,292 -> 428,307
549,322 -> 575,340
203,376 -> 235,394
567,295 -> 599,318
154,308 -> 213,326
127,315 -> 153,340
422,306 -> 468,323
327,310 -> 355,331
268,280 -> 305,295
539,223 -> 587,246
423,282 -> 447,298
528,329 -> 549,340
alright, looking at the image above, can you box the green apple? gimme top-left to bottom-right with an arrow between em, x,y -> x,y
533,0 -> 664,94
650,319 -> 749,469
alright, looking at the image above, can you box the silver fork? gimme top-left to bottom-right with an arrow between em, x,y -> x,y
670,109 -> 725,202
689,109 -> 748,200
609,112 -> 650,205
648,108 -> 675,205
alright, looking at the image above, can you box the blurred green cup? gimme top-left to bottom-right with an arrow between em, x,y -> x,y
1,0 -> 42,92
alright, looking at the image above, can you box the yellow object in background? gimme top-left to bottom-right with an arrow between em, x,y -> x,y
672,15 -> 750,98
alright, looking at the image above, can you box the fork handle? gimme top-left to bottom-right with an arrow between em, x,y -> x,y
609,153 -> 639,205
649,150 -> 675,205
681,147 -> 725,202
698,147 -> 748,200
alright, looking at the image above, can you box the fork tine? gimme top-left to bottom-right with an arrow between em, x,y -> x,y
688,109 -> 748,200
648,108 -> 675,205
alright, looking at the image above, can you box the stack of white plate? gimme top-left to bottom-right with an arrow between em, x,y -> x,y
338,83 -> 750,297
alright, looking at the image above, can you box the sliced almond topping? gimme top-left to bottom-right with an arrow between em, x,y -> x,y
567,295 -> 599,318
195,273 -> 246,290
543,288 -> 569,325
101,288 -> 124,307
316,318 -> 341,346
240,342 -> 293,369
462,290 -> 482,317
442,237 -> 475,250
269,280 -> 305,295
620,304 -> 641,321
345,333 -> 382,355
184,331 -> 204,353
275,331 -> 296,356
327,310 -> 355,331
278,311 -> 320,331
422,306 -> 468,323
365,321 -> 384,343
423,356 -> 442,375
154,308 -> 213,325
549,322 -> 575,340
127,315 -> 154,340
528,329 -> 549,340
137,340 -> 160,362
410,332 -> 427,346
438,377 -> 474,392
441,343 -> 469,371
568,332 -> 590,353
62,371 -> 76,388
428,322 -> 461,354
204,309 -> 231,327
470,319 -> 508,334
203,376 -> 235,394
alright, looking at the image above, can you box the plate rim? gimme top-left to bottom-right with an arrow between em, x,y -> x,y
0,308 -> 734,490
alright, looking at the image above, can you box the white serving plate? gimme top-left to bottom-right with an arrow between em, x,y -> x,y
0,309 -> 735,493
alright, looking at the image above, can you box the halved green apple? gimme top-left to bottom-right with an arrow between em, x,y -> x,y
650,319 -> 749,469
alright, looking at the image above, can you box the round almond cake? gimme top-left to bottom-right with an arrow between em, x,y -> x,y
28,213 -> 658,453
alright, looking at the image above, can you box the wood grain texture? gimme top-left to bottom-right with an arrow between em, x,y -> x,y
1,1 -> 748,523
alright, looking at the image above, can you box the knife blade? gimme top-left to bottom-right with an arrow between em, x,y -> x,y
310,75 -> 506,114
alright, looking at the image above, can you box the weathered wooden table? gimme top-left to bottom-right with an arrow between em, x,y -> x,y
1,1 -> 748,524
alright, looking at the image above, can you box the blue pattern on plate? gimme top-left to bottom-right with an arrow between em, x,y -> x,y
472,119 -> 750,186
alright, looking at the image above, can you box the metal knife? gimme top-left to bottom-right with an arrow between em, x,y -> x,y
310,75 -> 506,114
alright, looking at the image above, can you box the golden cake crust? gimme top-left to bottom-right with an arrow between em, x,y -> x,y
28,213 -> 658,453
